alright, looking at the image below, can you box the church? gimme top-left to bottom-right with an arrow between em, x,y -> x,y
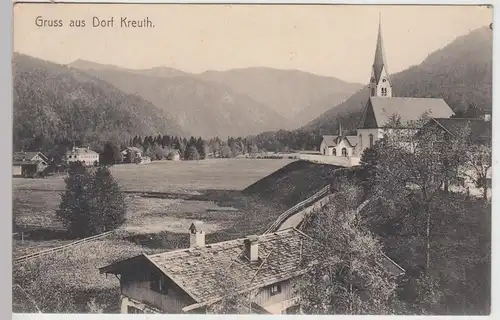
321,17 -> 455,158
356,17 -> 455,155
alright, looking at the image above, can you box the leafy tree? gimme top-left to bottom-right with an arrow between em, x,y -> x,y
185,145 -> 200,160
295,180 -> 400,314
100,141 -> 122,165
56,162 -> 126,238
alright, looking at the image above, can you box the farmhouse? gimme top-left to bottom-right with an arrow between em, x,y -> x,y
100,224 -> 405,314
100,227 -> 311,314
356,17 -> 455,155
12,151 -> 49,177
421,117 -> 492,194
121,147 -> 143,163
423,117 -> 492,145
65,146 -> 99,166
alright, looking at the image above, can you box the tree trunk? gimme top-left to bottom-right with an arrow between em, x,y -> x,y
483,179 -> 488,200
426,210 -> 431,271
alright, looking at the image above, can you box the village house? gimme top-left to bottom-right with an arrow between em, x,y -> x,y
320,124 -> 358,157
12,151 -> 49,177
355,17 -> 455,155
65,146 -> 99,166
421,117 -> 492,196
121,147 -> 143,163
100,224 -> 404,314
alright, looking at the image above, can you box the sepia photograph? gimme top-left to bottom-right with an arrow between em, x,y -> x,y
11,3 -> 492,315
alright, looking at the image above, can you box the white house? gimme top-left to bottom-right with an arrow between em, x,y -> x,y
356,17 -> 455,155
320,135 -> 358,157
65,146 -> 99,166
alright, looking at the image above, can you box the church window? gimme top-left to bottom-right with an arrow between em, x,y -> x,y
341,148 -> 347,157
369,134 -> 374,148
382,78 -> 386,83
381,88 -> 387,96
333,149 -> 336,156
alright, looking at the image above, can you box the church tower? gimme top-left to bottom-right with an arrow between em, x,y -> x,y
369,15 -> 392,98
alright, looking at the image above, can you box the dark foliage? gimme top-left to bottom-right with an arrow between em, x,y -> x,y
56,162 -> 126,238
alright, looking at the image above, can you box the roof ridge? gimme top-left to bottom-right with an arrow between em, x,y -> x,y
148,228 -> 301,258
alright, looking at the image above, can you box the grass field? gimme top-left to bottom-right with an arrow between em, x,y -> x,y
12,158 -> 303,313
14,158 -> 294,192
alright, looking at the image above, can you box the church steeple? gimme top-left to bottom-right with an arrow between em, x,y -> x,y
369,14 -> 392,98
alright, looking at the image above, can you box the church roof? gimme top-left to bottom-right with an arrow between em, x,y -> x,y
358,97 -> 455,129
372,17 -> 390,83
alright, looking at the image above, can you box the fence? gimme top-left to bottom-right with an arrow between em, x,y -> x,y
264,185 -> 331,234
13,230 -> 115,265
298,154 -> 361,167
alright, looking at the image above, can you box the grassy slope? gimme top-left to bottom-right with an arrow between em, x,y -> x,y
243,160 -> 341,207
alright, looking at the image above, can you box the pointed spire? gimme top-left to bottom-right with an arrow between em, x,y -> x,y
372,13 -> 389,83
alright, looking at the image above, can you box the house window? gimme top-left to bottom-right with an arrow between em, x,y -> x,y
270,284 -> 281,296
150,273 -> 168,294
369,134 -> 374,148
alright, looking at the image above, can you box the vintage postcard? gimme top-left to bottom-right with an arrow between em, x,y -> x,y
11,3 -> 493,316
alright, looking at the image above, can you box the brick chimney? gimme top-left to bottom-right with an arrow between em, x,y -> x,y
189,222 -> 205,248
244,235 -> 259,263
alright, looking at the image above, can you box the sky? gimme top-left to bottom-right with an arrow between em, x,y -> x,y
13,4 -> 492,84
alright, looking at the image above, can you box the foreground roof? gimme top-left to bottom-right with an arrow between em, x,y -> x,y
358,97 -> 455,129
101,228 -> 313,308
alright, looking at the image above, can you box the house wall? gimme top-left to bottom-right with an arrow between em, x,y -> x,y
252,279 -> 298,314
319,141 -> 330,156
334,139 -> 354,157
120,275 -> 195,313
12,165 -> 22,176
66,152 -> 99,166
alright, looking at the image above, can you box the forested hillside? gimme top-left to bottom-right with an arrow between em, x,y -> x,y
13,53 -> 183,159
304,26 -> 492,134
68,66 -> 290,138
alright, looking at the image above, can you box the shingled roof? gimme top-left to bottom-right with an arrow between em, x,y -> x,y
100,228 -> 314,309
358,97 -> 455,129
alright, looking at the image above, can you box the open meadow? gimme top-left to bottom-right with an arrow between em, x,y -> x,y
12,158 -> 297,312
